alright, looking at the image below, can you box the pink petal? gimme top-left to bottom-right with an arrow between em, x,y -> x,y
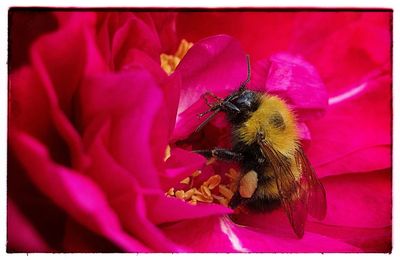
306,72 -> 391,176
290,12 -> 391,94
162,216 -> 243,252
176,12 -> 297,61
9,10 -> 57,71
234,170 -> 391,234
63,218 -> 124,252
10,131 -> 149,252
315,145 -> 391,176
319,170 -> 391,228
175,34 -> 247,115
80,69 -> 168,188
148,12 -> 178,53
163,216 -> 361,252
30,12 -> 97,117
9,65 -> 88,170
111,13 -> 161,70
7,199 -> 53,252
146,194 -> 232,225
161,147 -> 206,190
307,223 -> 391,253
250,53 -> 328,121
84,123 -> 183,251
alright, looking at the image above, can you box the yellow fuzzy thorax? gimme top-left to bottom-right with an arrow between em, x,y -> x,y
236,95 -> 299,157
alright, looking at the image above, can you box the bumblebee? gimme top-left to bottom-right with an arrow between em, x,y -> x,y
194,56 -> 327,238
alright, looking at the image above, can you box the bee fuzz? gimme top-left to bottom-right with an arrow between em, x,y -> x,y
239,170 -> 258,198
180,177 -> 191,185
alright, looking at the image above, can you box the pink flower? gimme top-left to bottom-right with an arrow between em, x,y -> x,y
8,10 -> 391,253
174,11 -> 392,252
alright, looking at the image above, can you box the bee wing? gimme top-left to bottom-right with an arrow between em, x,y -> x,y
295,147 -> 327,221
257,137 -> 326,238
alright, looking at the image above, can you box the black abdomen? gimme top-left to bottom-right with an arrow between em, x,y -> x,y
232,139 -> 282,212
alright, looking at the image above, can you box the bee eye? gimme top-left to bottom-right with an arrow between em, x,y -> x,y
235,91 -> 255,109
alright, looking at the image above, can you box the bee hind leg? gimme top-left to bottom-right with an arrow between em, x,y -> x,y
228,170 -> 258,209
193,148 -> 243,162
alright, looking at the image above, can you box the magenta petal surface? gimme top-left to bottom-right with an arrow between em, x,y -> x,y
251,53 -> 328,121
7,199 -> 53,252
162,147 -> 206,190
320,170 -> 391,228
175,34 -> 247,115
163,216 -> 361,252
81,70 -> 168,188
10,132 -> 149,252
85,127 -> 182,252
307,72 -> 391,176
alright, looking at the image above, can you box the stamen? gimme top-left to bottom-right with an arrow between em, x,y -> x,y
165,168 -> 240,207
160,39 -> 193,75
180,177 -> 190,185
165,187 -> 174,197
175,190 -> 185,200
206,157 -> 217,165
204,175 -> 221,190
192,170 -> 202,177
219,185 -> 234,200
164,145 -> 171,162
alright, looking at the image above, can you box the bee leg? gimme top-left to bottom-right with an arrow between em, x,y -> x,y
193,148 -> 243,162
229,192 -> 245,209
229,170 -> 258,209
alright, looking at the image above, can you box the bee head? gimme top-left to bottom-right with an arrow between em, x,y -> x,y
223,90 -> 260,125
195,55 -> 253,132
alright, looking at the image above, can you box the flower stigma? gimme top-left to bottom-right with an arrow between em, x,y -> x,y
160,39 -> 193,75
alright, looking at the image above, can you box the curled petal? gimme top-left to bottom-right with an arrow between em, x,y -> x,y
250,53 -> 328,121
307,72 -> 391,176
7,199 -> 53,252
10,131 -> 149,252
175,34 -> 247,115
80,69 -> 168,188
163,216 -> 361,252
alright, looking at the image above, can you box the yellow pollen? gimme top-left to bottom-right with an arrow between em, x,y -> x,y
192,169 -> 202,177
206,157 -> 217,165
164,145 -> 171,162
180,177 -> 191,185
160,39 -> 193,75
165,168 -> 240,207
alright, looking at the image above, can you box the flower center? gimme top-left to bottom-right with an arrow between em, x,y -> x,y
165,163 -> 241,207
160,39 -> 193,75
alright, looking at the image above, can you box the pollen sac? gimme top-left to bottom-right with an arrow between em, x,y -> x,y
239,170 -> 258,198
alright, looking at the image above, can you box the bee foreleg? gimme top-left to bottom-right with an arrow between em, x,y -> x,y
229,192 -> 245,209
193,148 -> 243,162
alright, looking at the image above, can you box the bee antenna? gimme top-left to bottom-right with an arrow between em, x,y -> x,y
195,108 -> 221,133
239,55 -> 251,91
